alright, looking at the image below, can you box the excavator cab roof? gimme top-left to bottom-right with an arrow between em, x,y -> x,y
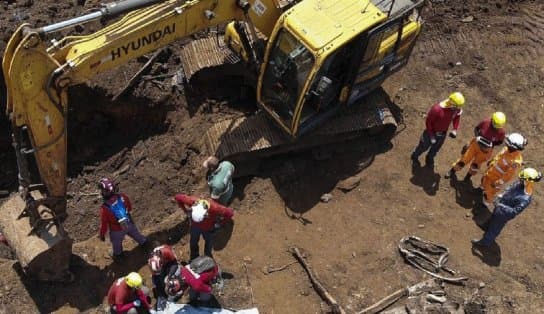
282,0 -> 422,53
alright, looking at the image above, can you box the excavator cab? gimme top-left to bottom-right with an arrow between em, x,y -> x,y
257,0 -> 424,137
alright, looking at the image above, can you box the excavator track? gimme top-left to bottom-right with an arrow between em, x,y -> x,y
204,88 -> 397,176
179,36 -> 241,81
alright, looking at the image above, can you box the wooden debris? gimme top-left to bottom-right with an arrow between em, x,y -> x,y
357,279 -> 437,314
261,261 -> 297,275
290,247 -> 346,314
141,73 -> 175,81
112,49 -> 165,101
243,262 -> 255,307
112,164 -> 130,177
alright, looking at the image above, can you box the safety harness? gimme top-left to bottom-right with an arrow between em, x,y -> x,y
104,194 -> 130,230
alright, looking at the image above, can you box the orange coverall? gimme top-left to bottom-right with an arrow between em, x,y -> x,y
481,147 -> 523,202
452,138 -> 493,176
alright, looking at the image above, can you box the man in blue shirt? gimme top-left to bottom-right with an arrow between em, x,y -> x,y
203,156 -> 235,205
472,167 -> 541,247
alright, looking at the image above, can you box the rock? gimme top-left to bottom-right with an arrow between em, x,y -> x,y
336,176 -> 360,192
426,293 -> 447,303
479,281 -> 486,288
418,224 -> 425,228
243,256 -> 252,264
320,193 -> 333,203
461,16 -> 474,23
455,61 -> 462,66
352,252 -> 356,258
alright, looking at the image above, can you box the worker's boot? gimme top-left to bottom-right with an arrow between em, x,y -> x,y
444,168 -> 456,179
471,238 -> 490,247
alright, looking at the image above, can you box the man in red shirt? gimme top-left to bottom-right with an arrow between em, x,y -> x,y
164,255 -> 220,305
411,92 -> 465,167
98,178 -> 147,260
446,112 -> 506,181
175,194 -> 234,260
148,244 -> 179,298
107,272 -> 151,314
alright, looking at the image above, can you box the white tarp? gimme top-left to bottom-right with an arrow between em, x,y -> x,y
155,303 -> 259,314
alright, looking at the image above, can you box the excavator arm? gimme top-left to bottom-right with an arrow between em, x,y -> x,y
1,0 -> 281,280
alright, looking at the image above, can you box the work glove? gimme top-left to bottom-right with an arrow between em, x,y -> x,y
449,130 -> 457,138
133,299 -> 141,307
430,136 -> 437,144
99,235 -> 105,242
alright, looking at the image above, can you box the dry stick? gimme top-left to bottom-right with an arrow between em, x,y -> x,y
262,261 -> 298,275
243,262 -> 255,307
290,247 -> 346,314
112,49 -> 165,101
356,279 -> 437,314
356,288 -> 407,314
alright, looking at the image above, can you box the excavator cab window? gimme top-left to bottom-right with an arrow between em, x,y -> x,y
298,45 -> 353,126
261,29 -> 314,128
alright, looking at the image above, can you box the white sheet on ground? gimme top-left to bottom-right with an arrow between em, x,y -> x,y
154,303 -> 259,314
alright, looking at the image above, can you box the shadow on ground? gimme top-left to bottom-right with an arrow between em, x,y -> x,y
447,173 -> 482,209
410,161 -> 441,196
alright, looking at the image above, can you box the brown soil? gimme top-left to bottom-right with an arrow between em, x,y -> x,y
1,0 -> 544,313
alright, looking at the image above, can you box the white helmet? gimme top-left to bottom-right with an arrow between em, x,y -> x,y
505,133 -> 527,151
191,200 -> 209,223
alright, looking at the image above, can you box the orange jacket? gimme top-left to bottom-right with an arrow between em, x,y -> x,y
484,147 -> 523,183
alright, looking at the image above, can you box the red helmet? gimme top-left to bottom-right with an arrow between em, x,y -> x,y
98,178 -> 116,197
165,277 -> 184,296
148,255 -> 163,275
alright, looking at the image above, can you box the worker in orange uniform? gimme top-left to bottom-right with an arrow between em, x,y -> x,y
480,133 -> 526,208
446,112 -> 506,181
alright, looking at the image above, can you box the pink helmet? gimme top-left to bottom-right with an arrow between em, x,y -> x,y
98,178 -> 116,197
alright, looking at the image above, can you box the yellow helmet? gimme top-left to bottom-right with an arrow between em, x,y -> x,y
491,112 -> 506,128
448,92 -> 465,107
519,168 -> 542,182
125,272 -> 143,288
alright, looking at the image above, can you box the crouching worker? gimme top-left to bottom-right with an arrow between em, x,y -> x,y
165,256 -> 221,306
107,272 -> 151,314
203,156 -> 235,205
148,244 -> 179,299
98,178 -> 147,261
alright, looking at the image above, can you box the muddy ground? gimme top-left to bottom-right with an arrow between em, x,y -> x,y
1,0 -> 544,313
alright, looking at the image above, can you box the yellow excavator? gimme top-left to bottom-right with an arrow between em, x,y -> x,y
1,0 -> 424,280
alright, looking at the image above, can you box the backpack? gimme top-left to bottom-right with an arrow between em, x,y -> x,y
104,194 -> 130,230
189,256 -> 216,274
